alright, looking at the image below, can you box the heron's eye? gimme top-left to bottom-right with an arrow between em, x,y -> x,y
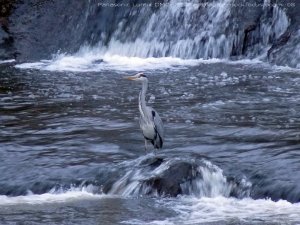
139,74 -> 147,78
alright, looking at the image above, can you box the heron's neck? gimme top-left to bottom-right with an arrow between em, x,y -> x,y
139,80 -> 148,116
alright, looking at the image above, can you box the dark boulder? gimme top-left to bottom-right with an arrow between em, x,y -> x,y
142,160 -> 198,197
103,156 -> 251,198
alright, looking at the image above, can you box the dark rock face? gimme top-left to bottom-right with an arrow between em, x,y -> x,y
0,0 -> 299,67
9,0 -> 89,60
246,0 -> 300,68
268,30 -> 300,68
0,0 -> 16,59
7,0 -> 160,60
142,160 -> 196,196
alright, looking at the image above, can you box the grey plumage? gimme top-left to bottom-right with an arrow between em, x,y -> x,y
125,73 -> 164,151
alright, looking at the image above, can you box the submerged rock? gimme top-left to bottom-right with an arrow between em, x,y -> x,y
92,59 -> 104,64
142,161 -> 196,196
104,155 -> 251,198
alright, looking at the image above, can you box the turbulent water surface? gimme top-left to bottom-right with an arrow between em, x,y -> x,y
1,0 -> 300,224
1,57 -> 300,224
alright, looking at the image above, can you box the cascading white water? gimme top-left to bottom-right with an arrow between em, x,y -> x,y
15,0 -> 293,71
180,161 -> 233,198
99,0 -> 289,60
102,0 -> 235,59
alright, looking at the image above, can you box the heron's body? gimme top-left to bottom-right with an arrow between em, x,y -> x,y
125,73 -> 164,151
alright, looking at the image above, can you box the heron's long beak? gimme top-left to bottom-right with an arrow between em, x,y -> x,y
124,76 -> 136,81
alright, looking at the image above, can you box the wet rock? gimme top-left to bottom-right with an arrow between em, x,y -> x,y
242,24 -> 257,55
267,31 -> 291,57
0,27 -> 9,43
0,30 -> 16,60
92,59 -> 104,64
143,161 -> 197,197
104,156 -> 250,198
0,0 -> 16,60
268,29 -> 300,68
139,156 -> 164,168
144,177 -> 182,196
0,17 -> 9,32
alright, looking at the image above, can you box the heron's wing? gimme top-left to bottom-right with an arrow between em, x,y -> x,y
148,107 -> 164,139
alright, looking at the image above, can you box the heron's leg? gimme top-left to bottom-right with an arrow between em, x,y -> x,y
144,139 -> 148,152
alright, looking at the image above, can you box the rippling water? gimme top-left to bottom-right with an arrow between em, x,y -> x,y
1,59 -> 300,224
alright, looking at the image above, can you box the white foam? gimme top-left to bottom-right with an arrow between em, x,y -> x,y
271,64 -> 300,74
184,197 -> 300,223
15,52 -> 300,73
0,59 -> 15,64
15,53 -> 200,72
126,196 -> 300,224
0,190 -> 104,205
13,52 -> 265,72
102,54 -> 200,71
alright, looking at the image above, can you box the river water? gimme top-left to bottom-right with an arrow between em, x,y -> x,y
1,57 -> 300,224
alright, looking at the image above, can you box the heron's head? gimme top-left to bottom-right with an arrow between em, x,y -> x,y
124,73 -> 148,82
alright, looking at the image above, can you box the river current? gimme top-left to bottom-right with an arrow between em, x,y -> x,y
0,57 -> 300,224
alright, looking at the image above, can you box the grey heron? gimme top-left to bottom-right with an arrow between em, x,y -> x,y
125,73 -> 164,152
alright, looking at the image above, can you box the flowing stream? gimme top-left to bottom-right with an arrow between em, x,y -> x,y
1,0 -> 300,224
1,58 -> 300,224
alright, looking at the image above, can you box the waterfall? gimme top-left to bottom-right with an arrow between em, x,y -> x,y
12,0 -> 297,69
100,0 -> 235,59
93,0 -> 290,60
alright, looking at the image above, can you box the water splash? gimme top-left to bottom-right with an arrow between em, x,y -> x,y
124,197 -> 300,225
0,185 -> 103,205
